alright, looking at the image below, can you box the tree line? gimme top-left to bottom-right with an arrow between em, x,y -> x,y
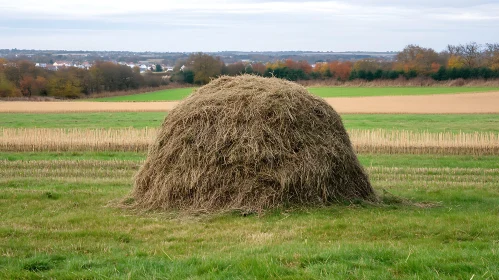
170,43 -> 499,84
0,60 -> 168,98
1,42 -> 498,98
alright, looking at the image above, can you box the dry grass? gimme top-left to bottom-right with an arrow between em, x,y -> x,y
0,128 -> 155,152
1,128 -> 498,155
349,129 -> 499,155
2,91 -> 498,113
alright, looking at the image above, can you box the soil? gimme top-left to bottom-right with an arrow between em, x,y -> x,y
1,92 -> 498,114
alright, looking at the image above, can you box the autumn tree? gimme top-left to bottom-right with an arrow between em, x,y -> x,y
250,62 -> 266,75
353,59 -> 379,72
395,45 -> 439,75
266,60 -> 286,70
281,59 -> 312,74
3,65 -> 22,87
447,55 -> 465,69
313,62 -> 329,77
298,60 -> 312,74
187,53 -> 224,84
329,61 -> 352,80
226,62 -> 247,76
0,73 -> 19,97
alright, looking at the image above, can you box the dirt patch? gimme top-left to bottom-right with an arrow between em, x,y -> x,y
324,91 -> 499,114
1,91 -> 498,114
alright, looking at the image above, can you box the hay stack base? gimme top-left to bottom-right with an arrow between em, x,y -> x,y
129,75 -> 375,212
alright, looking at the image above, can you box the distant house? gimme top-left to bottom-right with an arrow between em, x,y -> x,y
35,63 -> 47,68
82,62 -> 92,69
53,61 -> 73,67
139,64 -> 149,73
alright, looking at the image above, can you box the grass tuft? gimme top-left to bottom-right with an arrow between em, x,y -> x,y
44,191 -> 60,200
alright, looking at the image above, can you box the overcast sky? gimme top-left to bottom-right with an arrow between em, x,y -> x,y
1,0 -> 498,52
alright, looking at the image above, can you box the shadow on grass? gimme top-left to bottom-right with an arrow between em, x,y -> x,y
110,190 -> 441,222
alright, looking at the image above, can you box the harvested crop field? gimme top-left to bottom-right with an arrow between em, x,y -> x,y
1,91 -> 499,113
2,128 -> 498,155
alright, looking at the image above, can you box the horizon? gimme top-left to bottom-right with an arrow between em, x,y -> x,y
2,49 -> 400,53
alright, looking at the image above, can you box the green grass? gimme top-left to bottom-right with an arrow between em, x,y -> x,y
308,87 -> 499,98
2,152 -> 499,169
341,114 -> 499,133
0,112 -> 167,129
87,86 -> 499,101
0,151 -> 146,161
1,154 -> 498,279
89,87 -> 195,101
2,113 -> 499,133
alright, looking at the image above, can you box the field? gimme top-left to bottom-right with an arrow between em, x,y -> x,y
86,87 -> 499,102
3,91 -> 499,114
89,87 -> 195,102
2,113 -> 499,133
309,86 -> 499,98
1,87 -> 499,279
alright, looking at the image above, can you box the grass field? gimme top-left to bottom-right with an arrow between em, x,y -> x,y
308,87 -> 499,98
2,152 -> 498,168
2,113 -> 499,133
1,154 -> 498,278
88,87 -> 499,101
2,86 -> 499,278
90,87 -> 195,101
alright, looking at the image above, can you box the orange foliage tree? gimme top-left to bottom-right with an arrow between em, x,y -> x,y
329,61 -> 352,80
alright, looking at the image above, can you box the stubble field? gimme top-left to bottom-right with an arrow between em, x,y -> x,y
1,87 -> 498,279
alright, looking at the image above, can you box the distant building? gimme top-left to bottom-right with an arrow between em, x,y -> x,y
139,64 -> 149,73
81,62 -> 92,69
53,61 -> 73,67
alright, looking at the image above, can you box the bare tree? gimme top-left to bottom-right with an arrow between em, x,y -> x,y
448,42 -> 483,68
484,43 -> 499,70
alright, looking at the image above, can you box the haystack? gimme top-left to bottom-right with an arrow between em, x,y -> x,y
130,75 -> 375,212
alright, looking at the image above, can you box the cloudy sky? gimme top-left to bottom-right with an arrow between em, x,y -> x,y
1,0 -> 498,52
